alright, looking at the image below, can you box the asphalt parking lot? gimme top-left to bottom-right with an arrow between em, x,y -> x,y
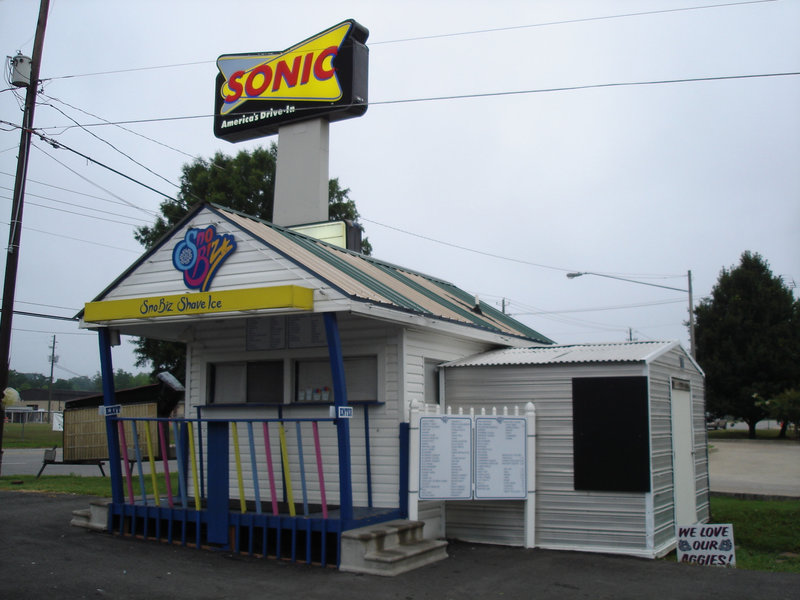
1,439 -> 798,599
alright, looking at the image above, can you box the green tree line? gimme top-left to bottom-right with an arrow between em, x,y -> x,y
7,369 -> 152,393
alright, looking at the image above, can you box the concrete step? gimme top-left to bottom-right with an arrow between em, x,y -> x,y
70,499 -> 110,532
340,520 -> 448,576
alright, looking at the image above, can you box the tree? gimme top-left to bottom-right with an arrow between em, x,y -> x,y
694,251 -> 800,438
133,144 -> 371,380
760,388 -> 800,439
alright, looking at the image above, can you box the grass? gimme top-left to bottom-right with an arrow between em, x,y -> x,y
707,427 -> 799,441
709,496 -> 800,573
2,423 -> 63,448
0,471 -> 180,497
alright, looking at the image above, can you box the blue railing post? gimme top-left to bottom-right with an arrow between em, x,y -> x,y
323,312 -> 353,524
399,422 -> 410,518
98,328 -> 123,504
206,420 -> 230,545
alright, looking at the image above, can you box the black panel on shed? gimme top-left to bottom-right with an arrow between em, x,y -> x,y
572,376 -> 650,493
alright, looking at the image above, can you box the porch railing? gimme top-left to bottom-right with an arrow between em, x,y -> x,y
107,414 -> 401,566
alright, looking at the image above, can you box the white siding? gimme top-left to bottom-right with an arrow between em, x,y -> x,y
99,208 -> 346,313
184,313 -> 405,509
443,362 -> 654,555
402,329 -> 497,538
404,328 -> 492,408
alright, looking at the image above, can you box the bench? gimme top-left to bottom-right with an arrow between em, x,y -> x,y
36,446 -> 106,478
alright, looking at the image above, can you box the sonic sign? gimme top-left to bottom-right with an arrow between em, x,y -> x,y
214,20 -> 369,143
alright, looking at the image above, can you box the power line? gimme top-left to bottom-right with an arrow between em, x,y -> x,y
37,1 -> 776,80
373,0 -> 776,44
369,71 -> 800,108
509,298 -> 686,316
0,189 -> 144,227
40,93 -> 199,161
364,217 -> 575,273
13,327 -> 92,336
37,95 -> 181,192
0,169 -> 158,216
1,309 -> 78,322
0,184 -> 150,223
0,219 -> 141,253
33,70 -> 800,133
28,136 -> 179,206
16,300 -> 78,311
28,144 -> 160,218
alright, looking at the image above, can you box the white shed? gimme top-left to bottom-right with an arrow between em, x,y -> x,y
440,341 -> 708,559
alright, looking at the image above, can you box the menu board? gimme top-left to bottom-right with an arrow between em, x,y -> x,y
245,317 -> 286,351
288,314 -> 327,348
474,417 -> 526,499
419,416 -> 472,500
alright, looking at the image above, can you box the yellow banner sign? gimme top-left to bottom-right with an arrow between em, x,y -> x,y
84,286 -> 313,322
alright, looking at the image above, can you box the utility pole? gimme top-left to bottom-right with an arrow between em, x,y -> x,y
0,0 -> 50,475
47,334 -> 57,423
687,270 -> 695,359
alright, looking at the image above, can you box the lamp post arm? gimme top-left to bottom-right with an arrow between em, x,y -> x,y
567,271 -> 688,293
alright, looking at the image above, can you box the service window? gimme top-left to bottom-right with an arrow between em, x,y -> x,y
572,376 -> 650,493
295,356 -> 377,402
209,360 -> 283,404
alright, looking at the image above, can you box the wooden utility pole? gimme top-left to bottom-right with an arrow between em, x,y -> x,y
47,335 -> 57,423
0,0 -> 50,475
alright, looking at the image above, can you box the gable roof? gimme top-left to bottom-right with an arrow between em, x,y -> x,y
83,203 -> 552,345
214,205 -> 552,344
442,340 -> 702,373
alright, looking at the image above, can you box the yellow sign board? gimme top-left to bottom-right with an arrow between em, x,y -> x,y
289,221 -> 347,248
84,286 -> 313,322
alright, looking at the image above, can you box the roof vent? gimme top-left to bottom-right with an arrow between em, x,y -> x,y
471,294 -> 483,315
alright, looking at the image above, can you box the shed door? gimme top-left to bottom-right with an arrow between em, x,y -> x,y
671,378 -> 696,526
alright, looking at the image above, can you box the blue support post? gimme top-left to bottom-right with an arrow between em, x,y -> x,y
399,423 -> 409,518
206,421 -> 230,545
98,329 -> 123,504
323,312 -> 353,525
364,407 -> 373,508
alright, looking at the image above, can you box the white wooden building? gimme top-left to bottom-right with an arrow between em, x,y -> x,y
79,203 -> 552,564
80,203 -> 706,564
439,342 -> 709,558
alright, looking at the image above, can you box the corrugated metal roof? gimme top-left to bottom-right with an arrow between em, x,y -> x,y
441,341 -> 683,368
214,205 -> 553,344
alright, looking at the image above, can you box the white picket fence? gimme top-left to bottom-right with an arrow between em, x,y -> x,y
407,399 -> 537,548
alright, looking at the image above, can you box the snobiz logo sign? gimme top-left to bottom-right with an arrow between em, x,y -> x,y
677,524 -> 736,567
172,225 -> 236,292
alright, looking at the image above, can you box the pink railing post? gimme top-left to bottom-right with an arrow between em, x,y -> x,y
117,420 -> 134,504
312,421 -> 328,519
158,421 -> 174,508
262,422 -> 279,516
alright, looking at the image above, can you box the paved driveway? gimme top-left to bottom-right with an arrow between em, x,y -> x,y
708,438 -> 800,497
1,490 -> 798,600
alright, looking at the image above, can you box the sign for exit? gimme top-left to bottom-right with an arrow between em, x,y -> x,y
98,404 -> 121,417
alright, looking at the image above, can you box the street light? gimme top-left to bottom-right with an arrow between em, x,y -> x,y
566,270 -> 695,357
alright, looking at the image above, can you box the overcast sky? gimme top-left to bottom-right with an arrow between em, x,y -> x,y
1,0 -> 798,382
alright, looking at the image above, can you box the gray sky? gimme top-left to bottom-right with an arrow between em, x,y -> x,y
1,0 -> 798,381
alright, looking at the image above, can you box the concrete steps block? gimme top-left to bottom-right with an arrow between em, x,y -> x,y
340,520 -> 448,576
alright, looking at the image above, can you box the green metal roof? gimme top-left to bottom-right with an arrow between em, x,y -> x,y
214,204 -> 553,344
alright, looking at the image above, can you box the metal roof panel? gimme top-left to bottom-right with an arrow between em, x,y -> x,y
441,341 -> 683,368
